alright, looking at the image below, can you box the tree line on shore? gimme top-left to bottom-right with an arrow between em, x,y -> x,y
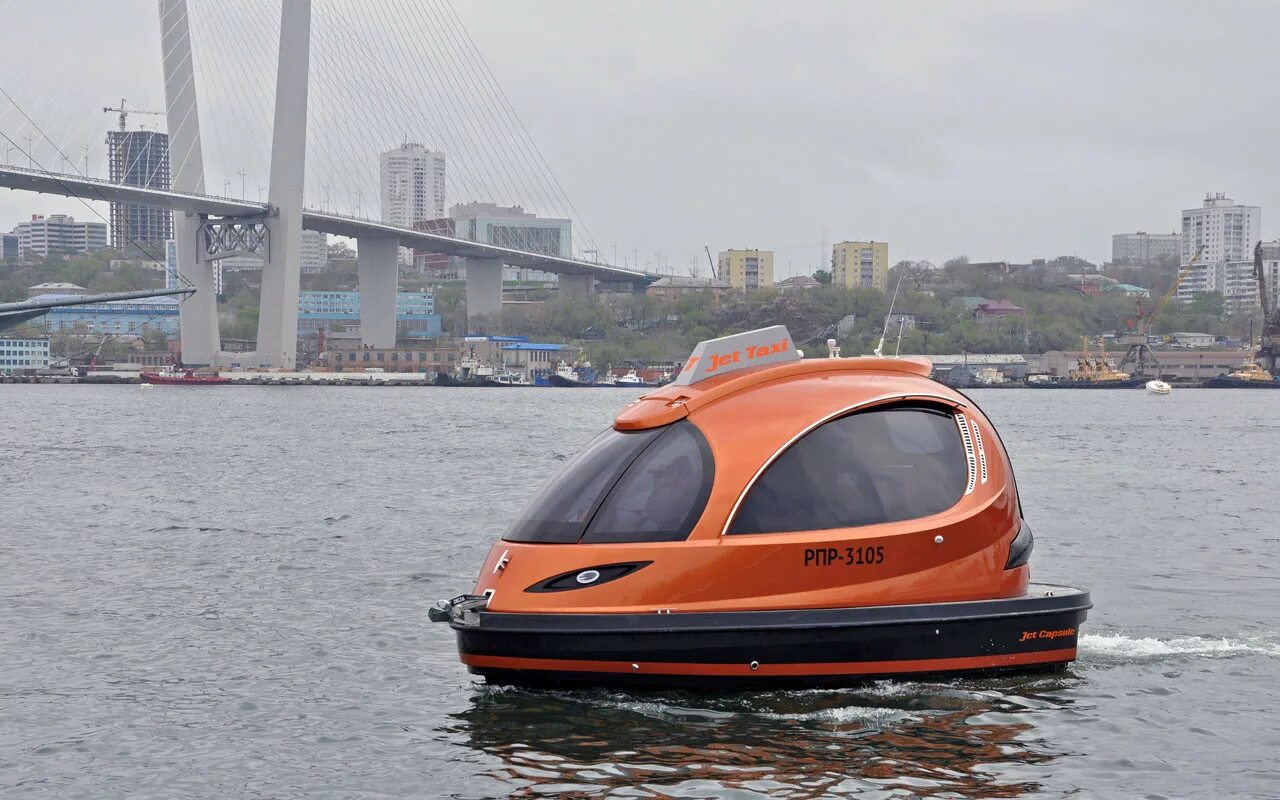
3,250 -> 1260,366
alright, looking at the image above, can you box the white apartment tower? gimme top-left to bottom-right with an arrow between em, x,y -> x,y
1177,193 -> 1261,312
380,143 -> 446,265
12,214 -> 108,258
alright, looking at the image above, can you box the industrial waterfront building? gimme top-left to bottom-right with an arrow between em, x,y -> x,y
1177,193 -> 1261,312
107,129 -> 172,248
296,290 -> 440,337
413,203 -> 572,282
322,334 -> 461,374
31,293 -> 179,335
832,241 -> 888,292
0,337 -> 50,372
1111,232 -> 1180,265
718,249 -> 773,292
11,214 -> 108,258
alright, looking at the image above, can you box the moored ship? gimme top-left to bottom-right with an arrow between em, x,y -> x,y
1205,352 -> 1280,388
139,366 -> 229,385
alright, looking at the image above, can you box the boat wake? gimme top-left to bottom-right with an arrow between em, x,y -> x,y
1079,632 -> 1280,664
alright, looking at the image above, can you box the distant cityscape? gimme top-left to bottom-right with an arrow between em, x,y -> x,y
3,118 -> 1280,382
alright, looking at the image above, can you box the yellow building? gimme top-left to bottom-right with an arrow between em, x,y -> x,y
717,249 -> 774,292
832,241 -> 889,292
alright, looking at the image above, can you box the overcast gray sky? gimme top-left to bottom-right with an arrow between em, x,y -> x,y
2,0 -> 1278,277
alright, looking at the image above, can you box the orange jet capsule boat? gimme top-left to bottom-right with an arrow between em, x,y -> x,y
430,326 -> 1090,688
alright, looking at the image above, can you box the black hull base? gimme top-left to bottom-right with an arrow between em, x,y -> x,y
1205,377 -> 1280,388
1025,379 -> 1144,389
474,660 -> 1072,690
447,584 -> 1091,689
547,375 -> 591,387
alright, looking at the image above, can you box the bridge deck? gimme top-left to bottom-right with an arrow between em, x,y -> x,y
0,166 -> 650,282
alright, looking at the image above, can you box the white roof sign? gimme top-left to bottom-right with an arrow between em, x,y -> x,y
672,325 -> 798,386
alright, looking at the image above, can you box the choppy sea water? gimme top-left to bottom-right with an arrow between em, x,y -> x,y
2,384 -> 1278,799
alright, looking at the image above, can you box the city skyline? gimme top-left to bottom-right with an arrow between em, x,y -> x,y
1,1 -> 1278,275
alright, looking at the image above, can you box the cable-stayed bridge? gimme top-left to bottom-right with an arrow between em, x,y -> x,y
0,0 -> 650,368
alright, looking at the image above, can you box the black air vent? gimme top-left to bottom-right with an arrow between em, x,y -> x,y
526,561 -> 653,593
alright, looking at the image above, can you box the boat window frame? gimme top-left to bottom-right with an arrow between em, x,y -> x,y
723,394 -> 969,536
581,420 -> 715,544
502,426 -> 665,544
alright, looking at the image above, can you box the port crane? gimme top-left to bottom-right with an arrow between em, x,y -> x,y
1117,245 -> 1204,377
1255,241 -> 1280,374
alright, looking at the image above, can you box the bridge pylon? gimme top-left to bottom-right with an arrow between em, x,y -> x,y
251,0 -> 311,369
160,0 -> 219,365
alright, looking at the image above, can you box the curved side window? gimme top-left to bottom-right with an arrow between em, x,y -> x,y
504,427 -> 662,543
728,404 -> 967,535
583,421 -> 714,543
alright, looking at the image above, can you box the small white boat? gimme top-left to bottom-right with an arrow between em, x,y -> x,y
612,368 -> 650,387
1145,379 -> 1171,395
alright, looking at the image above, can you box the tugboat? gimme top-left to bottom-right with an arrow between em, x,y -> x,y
139,365 -> 229,385
439,345 -> 529,387
547,359 -> 595,387
1028,336 -> 1143,388
431,325 -> 1090,687
483,368 -> 532,387
1205,349 -> 1280,388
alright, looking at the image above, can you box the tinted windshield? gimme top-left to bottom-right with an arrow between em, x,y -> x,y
583,422 -> 713,543
729,404 -> 967,534
504,427 -> 661,543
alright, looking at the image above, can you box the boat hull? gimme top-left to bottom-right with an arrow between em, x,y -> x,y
546,374 -> 591,388
448,584 -> 1089,688
1025,378 -> 1144,389
139,372 -> 228,385
1204,376 -> 1280,388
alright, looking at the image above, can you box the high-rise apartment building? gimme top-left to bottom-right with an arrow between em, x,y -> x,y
832,241 -> 888,292
12,214 -> 108,258
1177,193 -> 1261,312
380,143 -> 446,264
301,229 -> 328,274
1112,231 -> 1180,264
717,249 -> 774,292
1261,241 -> 1280,314
107,129 -> 172,249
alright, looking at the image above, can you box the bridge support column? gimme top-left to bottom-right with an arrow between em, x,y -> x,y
560,273 -> 594,300
255,0 -> 311,369
358,237 -> 398,349
161,0 -> 219,365
465,258 -> 503,327
176,217 -> 219,365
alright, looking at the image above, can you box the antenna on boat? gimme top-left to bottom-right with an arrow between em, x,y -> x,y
874,271 -> 905,357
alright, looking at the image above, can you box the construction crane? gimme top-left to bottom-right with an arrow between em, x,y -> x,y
704,246 -> 718,281
1255,241 -> 1280,374
1117,244 -> 1204,377
102,99 -> 164,132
